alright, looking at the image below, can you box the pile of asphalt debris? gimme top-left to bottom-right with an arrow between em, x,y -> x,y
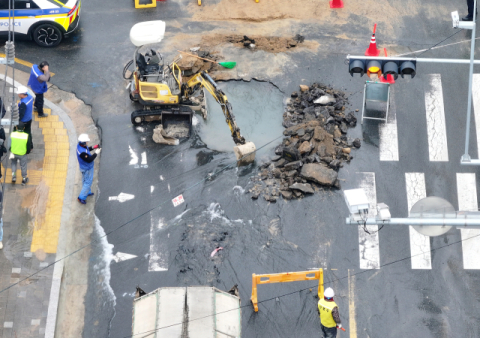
249,83 -> 361,201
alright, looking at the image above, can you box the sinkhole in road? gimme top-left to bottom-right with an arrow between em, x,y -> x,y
197,80 -> 284,155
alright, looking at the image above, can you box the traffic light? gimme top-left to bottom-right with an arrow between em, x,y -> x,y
349,58 -> 416,79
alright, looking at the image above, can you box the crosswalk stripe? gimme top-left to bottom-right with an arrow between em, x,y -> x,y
405,173 -> 432,269
357,172 -> 380,269
424,74 -> 449,162
379,89 -> 399,161
149,214 -> 168,272
456,173 -> 480,269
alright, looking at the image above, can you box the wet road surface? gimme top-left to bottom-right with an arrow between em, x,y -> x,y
4,0 -> 480,336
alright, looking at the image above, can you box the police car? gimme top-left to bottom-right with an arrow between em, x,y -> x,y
0,0 -> 81,47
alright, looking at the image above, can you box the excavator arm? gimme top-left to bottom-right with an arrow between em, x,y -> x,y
184,71 -> 246,145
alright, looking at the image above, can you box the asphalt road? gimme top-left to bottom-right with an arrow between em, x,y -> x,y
5,0 -> 480,337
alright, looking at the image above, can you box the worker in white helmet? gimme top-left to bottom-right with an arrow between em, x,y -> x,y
76,133 -> 100,205
318,287 -> 342,337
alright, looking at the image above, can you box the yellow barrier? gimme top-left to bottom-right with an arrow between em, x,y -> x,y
251,269 -> 324,312
135,0 -> 156,9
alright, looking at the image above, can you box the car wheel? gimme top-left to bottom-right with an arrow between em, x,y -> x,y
33,24 -> 62,47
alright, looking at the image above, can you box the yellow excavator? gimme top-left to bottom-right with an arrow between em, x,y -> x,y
126,21 -> 256,164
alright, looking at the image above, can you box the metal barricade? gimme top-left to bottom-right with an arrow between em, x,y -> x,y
250,269 -> 324,312
361,81 -> 390,124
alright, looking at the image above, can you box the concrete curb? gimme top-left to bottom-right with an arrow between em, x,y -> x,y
0,74 -> 78,338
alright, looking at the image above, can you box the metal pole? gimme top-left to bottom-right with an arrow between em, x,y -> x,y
462,1 -> 478,162
346,217 -> 480,227
345,55 -> 480,64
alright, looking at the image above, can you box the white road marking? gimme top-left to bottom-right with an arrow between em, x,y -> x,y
424,74 -> 449,161
129,145 -> 138,165
112,252 -> 137,263
379,89 -> 399,161
109,193 -> 135,203
471,74 -> 480,157
149,215 -> 168,272
141,151 -> 147,165
357,172 -> 380,269
456,173 -> 480,269
151,185 -> 154,193
405,173 -> 431,269
160,175 -> 164,181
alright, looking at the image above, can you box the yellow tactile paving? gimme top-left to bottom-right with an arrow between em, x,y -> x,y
55,163 -> 68,172
42,128 -> 55,135
57,143 -> 69,150
29,109 -> 69,254
57,149 -> 70,157
55,156 -> 68,164
56,135 -> 68,143
38,122 -> 52,129
51,122 -> 64,129
43,135 -> 56,143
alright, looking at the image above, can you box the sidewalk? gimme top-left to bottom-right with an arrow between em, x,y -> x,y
0,67 -> 95,337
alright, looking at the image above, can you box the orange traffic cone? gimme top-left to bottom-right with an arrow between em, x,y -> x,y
380,74 -> 395,84
330,0 -> 344,8
380,49 -> 395,84
365,24 -> 380,56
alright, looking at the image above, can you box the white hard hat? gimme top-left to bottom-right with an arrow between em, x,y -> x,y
17,86 -> 28,94
324,287 -> 334,298
78,134 -> 90,142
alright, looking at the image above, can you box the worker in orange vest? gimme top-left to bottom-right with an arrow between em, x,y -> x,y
318,287 -> 342,338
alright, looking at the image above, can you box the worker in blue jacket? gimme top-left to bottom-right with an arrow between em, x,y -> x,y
76,134 -> 101,205
17,86 -> 34,137
27,61 -> 49,118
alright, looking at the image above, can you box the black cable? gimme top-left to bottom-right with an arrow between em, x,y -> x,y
124,230 -> 480,338
415,29 -> 464,58
0,133 -> 283,295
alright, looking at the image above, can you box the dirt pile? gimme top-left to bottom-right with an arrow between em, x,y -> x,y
249,83 -> 361,201
176,50 -> 222,77
223,34 -> 305,53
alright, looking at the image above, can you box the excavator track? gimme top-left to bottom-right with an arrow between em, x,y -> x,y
131,106 -> 194,137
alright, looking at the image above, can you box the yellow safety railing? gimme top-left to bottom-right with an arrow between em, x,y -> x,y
171,62 -> 182,89
251,269 -> 324,312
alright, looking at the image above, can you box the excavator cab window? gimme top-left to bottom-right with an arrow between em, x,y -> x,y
136,54 -> 148,76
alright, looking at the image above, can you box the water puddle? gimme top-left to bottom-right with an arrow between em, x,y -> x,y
198,80 -> 284,155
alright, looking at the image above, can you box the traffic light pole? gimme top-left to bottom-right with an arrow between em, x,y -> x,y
462,0 -> 479,165
346,217 -> 480,228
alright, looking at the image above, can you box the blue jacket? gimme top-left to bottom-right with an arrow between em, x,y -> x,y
77,144 -> 94,170
19,93 -> 34,123
28,64 -> 48,94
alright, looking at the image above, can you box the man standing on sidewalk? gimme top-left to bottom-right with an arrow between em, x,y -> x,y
318,287 -> 342,338
17,86 -> 34,137
10,122 -> 32,185
76,134 -> 100,205
27,61 -> 50,118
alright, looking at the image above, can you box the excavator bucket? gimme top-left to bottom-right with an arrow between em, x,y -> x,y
233,141 -> 256,166
162,112 -> 192,138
